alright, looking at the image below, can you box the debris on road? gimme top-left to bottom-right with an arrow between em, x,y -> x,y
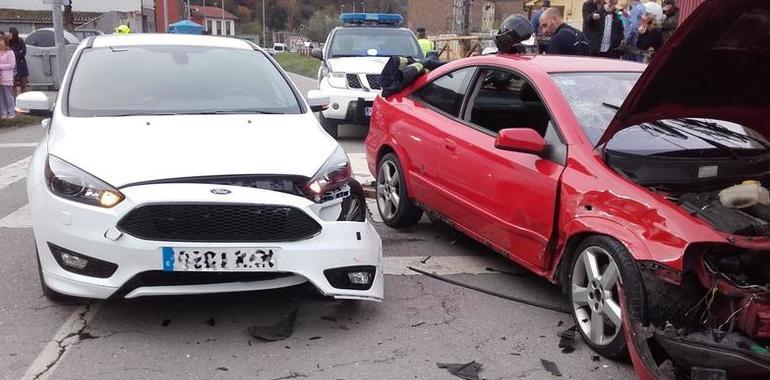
216,367 -> 228,371
408,266 -> 570,314
247,309 -> 298,342
308,336 -> 322,340
540,359 -> 563,377
436,361 -> 482,380
485,267 -> 524,277
557,325 -> 577,354
411,321 -> 426,327
205,318 -> 216,326
592,355 -> 600,362
320,316 -> 337,322
420,256 -> 431,264
161,319 -> 171,327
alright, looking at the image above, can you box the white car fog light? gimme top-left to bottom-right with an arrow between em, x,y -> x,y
60,252 -> 88,270
347,271 -> 371,285
332,103 -> 339,110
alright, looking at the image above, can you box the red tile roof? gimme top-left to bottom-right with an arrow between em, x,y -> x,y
191,6 -> 237,20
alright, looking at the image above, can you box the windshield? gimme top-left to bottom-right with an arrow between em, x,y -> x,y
329,28 -> 423,58
551,72 -> 769,156
551,72 -> 640,145
67,45 -> 302,117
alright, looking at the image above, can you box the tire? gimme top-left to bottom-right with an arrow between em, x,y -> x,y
376,153 -> 423,228
319,114 -> 339,139
36,246 -> 73,303
567,235 -> 645,360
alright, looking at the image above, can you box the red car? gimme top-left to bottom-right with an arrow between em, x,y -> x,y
366,0 -> 770,377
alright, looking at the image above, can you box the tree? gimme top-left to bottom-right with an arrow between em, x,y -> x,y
304,10 -> 337,42
265,0 -> 288,31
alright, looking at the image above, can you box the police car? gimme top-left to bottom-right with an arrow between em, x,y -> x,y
311,13 -> 424,138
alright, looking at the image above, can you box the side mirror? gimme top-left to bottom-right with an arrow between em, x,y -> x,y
41,118 -> 51,130
306,89 -> 329,113
16,91 -> 54,117
310,48 -> 323,60
494,128 -> 546,156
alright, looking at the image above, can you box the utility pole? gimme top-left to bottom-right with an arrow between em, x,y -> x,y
221,0 -> 226,36
262,0 -> 266,46
52,0 -> 68,88
187,0 -> 191,19
163,0 -> 169,32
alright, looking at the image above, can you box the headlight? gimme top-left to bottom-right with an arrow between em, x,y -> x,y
45,155 -> 124,208
327,72 -> 348,89
305,147 -> 352,202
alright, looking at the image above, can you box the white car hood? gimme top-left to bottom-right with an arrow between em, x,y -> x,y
47,114 -> 337,188
327,57 -> 390,74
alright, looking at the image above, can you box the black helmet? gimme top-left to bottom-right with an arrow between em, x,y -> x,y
495,15 -> 533,54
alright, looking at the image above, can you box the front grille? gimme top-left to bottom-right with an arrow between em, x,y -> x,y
117,204 -> 322,242
346,74 -> 362,88
110,271 -> 295,298
366,74 -> 382,89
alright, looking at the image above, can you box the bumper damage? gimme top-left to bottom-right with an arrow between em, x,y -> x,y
623,247 -> 770,379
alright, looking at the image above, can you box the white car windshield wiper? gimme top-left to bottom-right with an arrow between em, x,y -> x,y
178,110 -> 285,115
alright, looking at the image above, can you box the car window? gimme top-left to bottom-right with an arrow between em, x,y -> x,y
26,30 -> 55,47
329,28 -> 423,59
413,67 -> 476,117
551,72 -> 641,144
67,45 -> 302,117
466,69 -> 553,137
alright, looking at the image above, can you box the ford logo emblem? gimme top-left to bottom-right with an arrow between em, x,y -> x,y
210,188 -> 231,195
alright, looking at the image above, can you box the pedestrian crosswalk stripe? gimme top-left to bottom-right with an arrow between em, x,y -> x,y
0,204 -> 30,228
0,156 -> 31,191
0,143 -> 37,148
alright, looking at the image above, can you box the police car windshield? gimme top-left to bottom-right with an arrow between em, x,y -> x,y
67,45 -> 302,117
329,28 -> 422,59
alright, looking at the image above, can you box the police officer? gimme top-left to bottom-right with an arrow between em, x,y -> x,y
539,8 -> 590,55
416,27 -> 434,55
114,24 -> 131,34
494,14 -> 534,54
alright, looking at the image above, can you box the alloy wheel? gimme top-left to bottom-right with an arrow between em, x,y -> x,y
377,160 -> 401,220
571,246 -> 623,346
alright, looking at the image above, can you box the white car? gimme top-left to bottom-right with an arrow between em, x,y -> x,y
16,34 -> 383,302
311,13 -> 423,138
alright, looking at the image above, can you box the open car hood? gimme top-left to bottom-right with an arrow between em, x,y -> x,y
596,0 -> 770,147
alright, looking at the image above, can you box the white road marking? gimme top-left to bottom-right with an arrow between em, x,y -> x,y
0,204 -> 30,228
22,303 -> 100,380
0,156 -> 31,191
0,142 -> 37,148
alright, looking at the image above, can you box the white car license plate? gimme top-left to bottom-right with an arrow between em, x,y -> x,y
364,107 -> 373,117
162,247 -> 278,272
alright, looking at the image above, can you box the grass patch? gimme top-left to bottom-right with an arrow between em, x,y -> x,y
0,114 -> 43,129
274,52 -> 321,79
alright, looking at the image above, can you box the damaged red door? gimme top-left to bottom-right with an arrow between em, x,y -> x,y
435,67 -> 565,273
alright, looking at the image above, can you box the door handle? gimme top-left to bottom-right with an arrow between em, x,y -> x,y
444,139 -> 457,153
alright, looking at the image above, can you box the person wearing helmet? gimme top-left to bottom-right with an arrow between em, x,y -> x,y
114,24 -> 131,34
494,14 -> 534,54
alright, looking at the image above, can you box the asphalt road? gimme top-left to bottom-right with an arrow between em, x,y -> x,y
0,73 -> 635,379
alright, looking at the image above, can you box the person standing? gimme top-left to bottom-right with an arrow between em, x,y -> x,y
540,8 -> 591,55
661,0 -> 680,42
582,0 -> 604,54
8,28 -> 28,96
595,0 -> 625,58
0,35 -> 17,119
637,3 -> 664,63
531,0 -> 551,33
621,0 -> 647,61
415,27 -> 434,55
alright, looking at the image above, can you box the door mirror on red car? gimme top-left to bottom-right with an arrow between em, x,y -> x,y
494,128 -> 546,156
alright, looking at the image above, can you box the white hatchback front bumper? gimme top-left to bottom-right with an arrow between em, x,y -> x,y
30,182 -> 383,301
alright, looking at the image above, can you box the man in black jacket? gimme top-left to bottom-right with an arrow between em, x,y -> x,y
595,0 -> 624,58
582,0 -> 604,54
540,8 -> 591,55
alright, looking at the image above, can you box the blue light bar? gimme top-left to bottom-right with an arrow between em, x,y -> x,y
339,13 -> 404,26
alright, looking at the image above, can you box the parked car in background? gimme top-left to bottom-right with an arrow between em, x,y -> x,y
22,28 -> 80,91
311,13 -> 423,138
69,29 -> 104,40
16,34 -> 382,303
366,0 -> 770,377
273,43 -> 287,53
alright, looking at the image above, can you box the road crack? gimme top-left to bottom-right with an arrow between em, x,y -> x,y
31,302 -> 97,380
